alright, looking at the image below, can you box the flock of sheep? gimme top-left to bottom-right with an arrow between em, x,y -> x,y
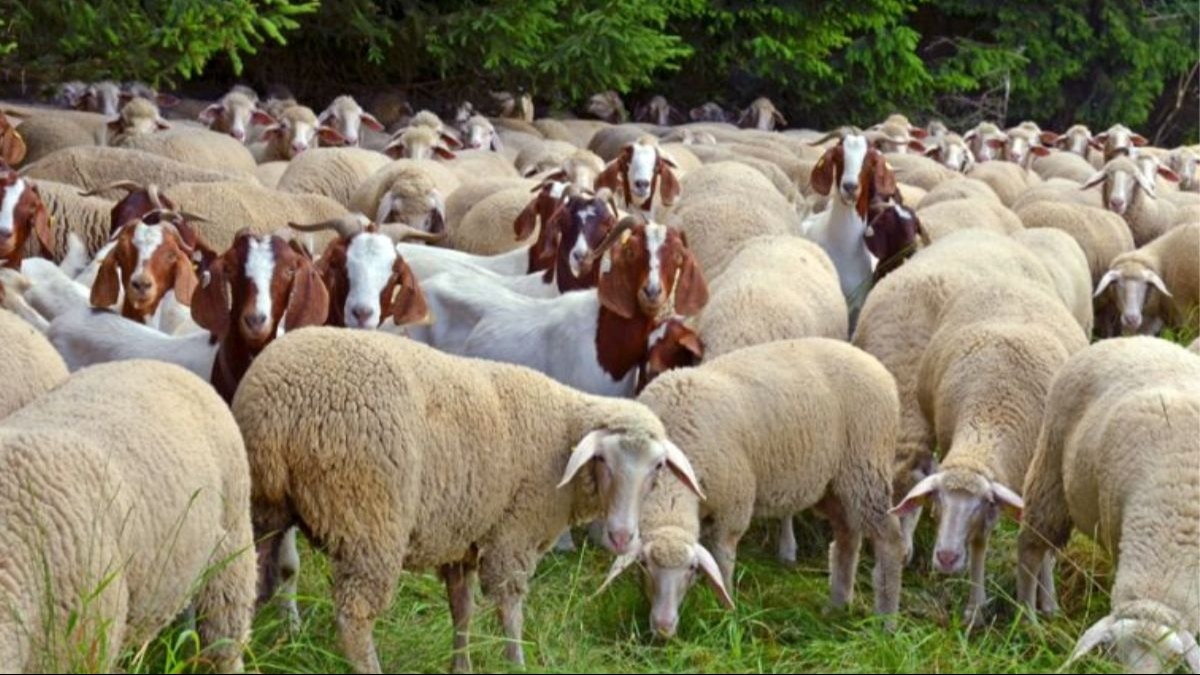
0,80 -> 1197,674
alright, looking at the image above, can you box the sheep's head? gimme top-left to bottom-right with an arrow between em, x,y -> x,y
925,119 -> 949,141
924,132 -> 973,173
1068,616 -> 1200,675
91,210 -> 204,321
453,101 -> 475,128
108,97 -> 170,140
1001,127 -> 1051,168
1082,156 -> 1157,216
688,102 -> 729,123
891,469 -> 1022,574
557,428 -> 703,555
318,95 -> 384,147
462,115 -> 501,151
636,95 -> 684,127
597,526 -> 732,638
738,97 -> 786,131
587,90 -> 627,123
963,122 -> 1007,163
376,167 -> 446,234
261,105 -> 345,159
1132,151 -> 1181,190
596,137 -> 680,210
0,170 -> 52,267
1168,147 -> 1198,191
1094,124 -> 1149,162
536,149 -> 605,192
1095,257 -> 1171,333
809,129 -> 898,217
383,125 -> 458,161
0,112 -> 26,166
198,90 -> 275,143
80,80 -> 123,116
1044,124 -> 1094,158
867,122 -> 927,155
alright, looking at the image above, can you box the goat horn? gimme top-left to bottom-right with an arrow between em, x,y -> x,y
78,180 -> 144,197
288,216 -> 364,240
146,183 -> 163,210
376,222 -> 448,244
583,214 -> 642,268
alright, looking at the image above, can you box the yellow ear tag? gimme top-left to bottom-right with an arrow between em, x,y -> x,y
620,230 -> 632,246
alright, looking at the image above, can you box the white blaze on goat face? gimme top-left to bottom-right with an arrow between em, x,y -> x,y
644,223 -> 668,302
130,222 -> 165,280
345,233 -> 397,329
567,203 -> 598,278
839,135 -> 869,204
628,144 -> 659,201
245,236 -> 277,326
0,178 -> 27,238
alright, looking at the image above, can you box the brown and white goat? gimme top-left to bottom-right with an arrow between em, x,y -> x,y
596,137 -> 681,220
0,113 -> 26,166
90,211 -> 203,323
0,166 -> 52,269
190,231 -> 330,402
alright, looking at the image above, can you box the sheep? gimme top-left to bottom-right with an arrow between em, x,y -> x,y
254,161 -> 289,189
443,148 -> 519,184
443,177 -> 536,234
1000,126 -> 1051,169
20,145 -> 246,198
689,102 -> 731,123
1168,147 -> 1197,191
198,88 -> 274,143
515,140 -> 578,177
635,95 -> 686,127
115,126 -> 258,177
1041,124 -> 1094,159
4,114 -> 99,166
963,122 -> 1007,163
1093,123 -> 1149,162
104,96 -> 170,145
0,310 -> 66,417
458,114 -> 502,151
966,160 -> 1041,206
275,147 -> 391,208
611,338 -> 904,637
531,117 -> 580,145
383,125 -> 458,161
697,235 -> 848,359
1011,228 -> 1095,334
922,132 -> 974,173
351,159 -> 460,229
232,327 -> 702,672
916,177 -> 998,209
737,97 -> 786,131
882,152 -> 960,192
70,80 -> 123,116
164,180 -> 350,251
0,360 -> 255,673
659,143 -> 703,175
450,186 -> 546,255
1017,337 -> 1200,674
1094,222 -> 1199,336
890,281 -> 1088,625
251,104 -> 345,162
22,180 -> 114,258
1082,155 -> 1189,245
318,95 -> 385,148
867,121 -> 926,155
722,141 -> 811,187
1031,151 -> 1097,183
545,118 -> 610,149
852,228 -> 1071,554
587,90 -> 628,123
1009,177 -> 1105,212
670,196 -> 793,279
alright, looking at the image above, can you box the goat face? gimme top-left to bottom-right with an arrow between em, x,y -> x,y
599,223 -> 708,320
0,172 -> 51,267
91,214 -> 199,320
317,230 -> 427,330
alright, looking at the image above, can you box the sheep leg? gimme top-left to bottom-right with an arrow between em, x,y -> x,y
195,526 -> 257,673
821,496 -> 862,611
867,512 -> 905,619
776,515 -> 797,567
963,531 -> 990,628
1037,553 -> 1058,615
496,595 -> 526,665
479,546 -> 534,667
331,553 -> 396,674
1016,422 -> 1072,618
441,557 -> 478,674
277,527 -> 301,634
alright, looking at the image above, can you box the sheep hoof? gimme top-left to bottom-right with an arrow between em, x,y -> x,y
962,605 -> 987,631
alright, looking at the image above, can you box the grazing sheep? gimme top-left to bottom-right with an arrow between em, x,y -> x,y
614,338 -> 904,636
233,328 -> 702,673
198,88 -> 274,143
275,147 -> 391,208
20,145 -> 245,198
1017,337 -> 1200,674
697,235 -> 848,359
891,282 -> 1087,626
0,310 -> 66,417
1094,222 -> 1199,336
0,361 -> 254,673
967,161 -> 1040,207
916,197 -> 1023,242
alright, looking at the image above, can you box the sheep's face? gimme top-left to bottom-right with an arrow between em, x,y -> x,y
1133,154 -> 1181,190
464,118 -> 499,151
965,126 -> 1007,163
199,94 -> 274,143
890,471 -> 1022,575
1095,124 -> 1149,161
1168,150 -> 1197,190
1094,264 -> 1171,333
927,136 -> 971,173
1059,126 -> 1093,157
587,91 -> 625,123
1003,132 -> 1049,168
558,431 -> 703,555
688,102 -> 728,123
739,98 -> 785,131
82,81 -> 122,116
376,187 -> 445,235
1084,161 -> 1156,216
263,110 -> 345,159
317,231 -> 427,330
318,96 -> 384,147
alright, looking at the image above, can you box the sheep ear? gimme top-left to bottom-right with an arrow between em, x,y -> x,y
1081,170 -> 1107,191
1157,165 -> 1181,182
360,112 -> 385,132
985,138 -> 1007,150
490,133 -> 504,152
429,192 -> 446,235
90,251 -> 122,308
695,543 -> 734,609
1131,133 -> 1149,147
198,103 -> 224,124
433,145 -> 457,160
1030,145 -> 1051,157
383,141 -> 406,159
317,126 -> 347,147
558,430 -> 606,489
1067,616 -> 1116,666
156,93 -> 179,109
1145,270 -> 1172,298
594,549 -> 639,596
1039,131 -> 1061,146
250,110 -> 276,127
1132,170 -> 1157,197
662,439 -> 704,500
155,117 -> 171,131
1094,270 -> 1120,297
989,481 -> 1024,519
907,140 -> 928,153
890,473 -> 942,515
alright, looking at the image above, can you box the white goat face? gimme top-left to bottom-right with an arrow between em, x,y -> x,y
838,135 -> 869,204
344,232 -> 397,329
628,144 -> 660,201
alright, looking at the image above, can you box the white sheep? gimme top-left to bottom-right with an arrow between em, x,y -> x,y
350,159 -> 460,234
608,338 -> 904,636
275,147 -> 391,208
1012,227 -> 1095,335
891,281 -> 1087,626
1017,337 -> 1200,674
198,88 -> 274,143
966,160 -> 1041,207
317,95 -> 385,148
1082,155 -> 1190,246
1031,151 -> 1097,183
232,327 -> 702,673
1095,222 -> 1199,336
251,104 -> 345,162
0,360 -> 254,672
915,196 -> 1023,242
104,96 -> 170,145
116,125 -> 259,177
916,177 -> 999,209
0,309 -> 66,417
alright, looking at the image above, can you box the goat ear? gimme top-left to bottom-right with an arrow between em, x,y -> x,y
317,126 -> 346,147
284,257 -> 330,331
250,110 -> 276,127
657,160 -> 681,207
359,112 -> 385,132
513,197 -> 541,240
672,249 -> 709,316
389,258 -> 430,326
810,146 -> 840,196
597,241 -> 641,319
30,191 -> 54,255
171,253 -> 199,306
1,126 -> 27,165
191,255 -> 232,337
198,103 -> 224,124
595,158 -> 623,194
90,250 -> 122,309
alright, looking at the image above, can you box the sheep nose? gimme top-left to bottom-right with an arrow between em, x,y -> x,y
1110,198 -> 1126,212
652,614 -> 678,638
231,129 -> 245,142
291,141 -> 308,154
345,136 -> 358,146
1122,313 -> 1142,329
935,550 -> 960,570
634,179 -> 651,192
608,529 -> 632,554
351,306 -> 374,327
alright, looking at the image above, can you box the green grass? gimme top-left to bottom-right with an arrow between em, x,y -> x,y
121,519 -> 1125,674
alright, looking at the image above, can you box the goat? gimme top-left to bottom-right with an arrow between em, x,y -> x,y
596,137 -> 681,220
0,167 -> 52,269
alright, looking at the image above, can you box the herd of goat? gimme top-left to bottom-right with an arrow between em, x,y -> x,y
0,80 -> 1197,674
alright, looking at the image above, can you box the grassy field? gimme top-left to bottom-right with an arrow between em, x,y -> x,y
124,518 -> 1125,674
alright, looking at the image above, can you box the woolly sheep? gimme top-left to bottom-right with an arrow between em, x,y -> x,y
659,143 -> 703,175
1095,222 -> 1199,336
20,145 -> 245,198
891,281 -> 1088,626
515,140 -> 579,177
350,159 -> 461,228
23,179 -> 115,258
698,235 -> 848,360
443,148 -> 520,183
0,361 -> 254,672
916,177 -> 999,209
197,88 -> 273,143
7,114 -> 100,165
1009,177 -> 1105,212
967,161 -> 1041,207
450,186 -> 543,255
232,328 -> 702,673
916,197 -> 1023,242
276,147 -> 391,208
1017,337 -> 1200,674
443,177 -> 536,234
164,180 -> 349,250
1012,228 -> 1095,335
885,152 -> 959,191
383,125 -> 458,161
1031,151 -> 1096,183
1082,155 -> 1189,246
676,161 -> 796,222
104,96 -> 170,145
116,126 -> 258,176
618,338 -> 904,636
317,95 -> 385,148
0,310 -> 66,418
254,161 -> 289,189
251,104 -> 343,163
670,197 -> 792,279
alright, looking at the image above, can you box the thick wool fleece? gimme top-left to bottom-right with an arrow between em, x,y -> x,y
0,311 -> 67,418
276,147 -> 390,208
